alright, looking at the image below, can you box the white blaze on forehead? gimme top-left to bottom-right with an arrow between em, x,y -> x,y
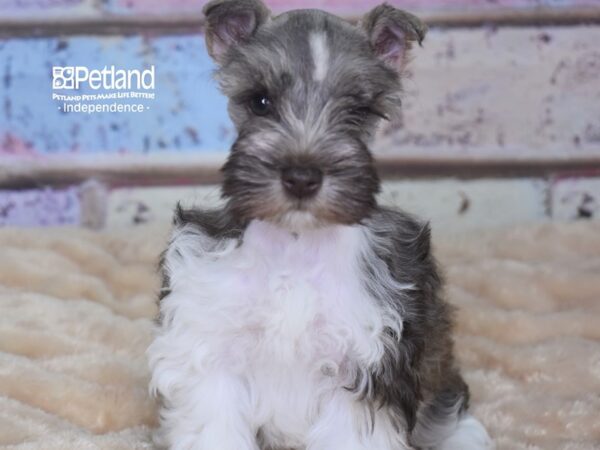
309,32 -> 329,82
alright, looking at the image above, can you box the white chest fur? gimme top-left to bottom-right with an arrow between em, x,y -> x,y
149,220 -> 401,448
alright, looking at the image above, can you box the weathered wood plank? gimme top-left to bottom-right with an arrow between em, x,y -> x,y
0,0 -> 96,16
0,0 -> 101,29
0,186 -> 81,226
551,176 -> 600,220
2,154 -> 599,189
6,176 -> 600,228
1,0 -> 599,33
1,27 -> 598,163
375,25 -> 600,160
102,0 -> 600,16
0,35 -> 232,156
104,178 -> 551,231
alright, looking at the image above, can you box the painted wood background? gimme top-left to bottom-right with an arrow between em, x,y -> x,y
0,0 -> 599,226
0,36 -> 231,156
1,24 -> 599,159
1,0 -> 598,21
1,0 -> 599,161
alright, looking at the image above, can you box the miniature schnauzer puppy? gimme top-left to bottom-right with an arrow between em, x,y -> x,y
148,1 -> 493,449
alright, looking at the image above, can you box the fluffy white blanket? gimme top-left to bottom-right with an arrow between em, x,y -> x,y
0,222 -> 598,449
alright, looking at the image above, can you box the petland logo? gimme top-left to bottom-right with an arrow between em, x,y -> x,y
52,65 -> 156,114
52,65 -> 155,90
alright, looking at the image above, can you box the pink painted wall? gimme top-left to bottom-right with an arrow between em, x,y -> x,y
107,0 -> 600,15
1,0 -> 596,16
0,188 -> 81,227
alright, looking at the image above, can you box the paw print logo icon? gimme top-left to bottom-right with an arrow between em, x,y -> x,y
52,66 -> 75,90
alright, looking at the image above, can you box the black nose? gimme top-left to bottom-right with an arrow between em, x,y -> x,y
281,166 -> 323,199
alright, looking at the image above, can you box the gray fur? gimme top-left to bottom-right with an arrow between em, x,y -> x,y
164,1 -> 471,447
361,208 -> 468,447
212,5 -> 405,225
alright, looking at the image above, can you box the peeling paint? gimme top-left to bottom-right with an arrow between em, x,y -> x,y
0,187 -> 81,226
1,133 -> 37,156
552,178 -> 600,221
376,26 -> 600,159
0,16 -> 598,166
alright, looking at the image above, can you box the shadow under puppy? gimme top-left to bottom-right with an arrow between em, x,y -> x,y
148,1 -> 493,449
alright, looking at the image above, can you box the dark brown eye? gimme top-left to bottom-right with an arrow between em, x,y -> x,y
353,106 -> 374,117
249,93 -> 272,116
352,106 -> 388,121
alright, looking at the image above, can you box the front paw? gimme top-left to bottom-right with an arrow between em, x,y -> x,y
160,426 -> 259,450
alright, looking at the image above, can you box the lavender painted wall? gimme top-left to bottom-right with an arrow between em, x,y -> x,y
0,187 -> 80,226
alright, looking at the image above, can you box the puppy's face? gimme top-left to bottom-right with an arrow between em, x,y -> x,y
204,0 -> 426,229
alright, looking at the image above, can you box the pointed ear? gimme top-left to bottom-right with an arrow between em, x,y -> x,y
203,0 -> 271,63
360,4 -> 427,70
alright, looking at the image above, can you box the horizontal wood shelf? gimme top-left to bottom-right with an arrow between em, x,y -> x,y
2,155 -> 599,190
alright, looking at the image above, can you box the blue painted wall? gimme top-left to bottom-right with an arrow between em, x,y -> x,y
0,35 -> 233,155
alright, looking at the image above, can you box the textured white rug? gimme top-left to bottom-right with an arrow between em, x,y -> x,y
0,222 -> 599,449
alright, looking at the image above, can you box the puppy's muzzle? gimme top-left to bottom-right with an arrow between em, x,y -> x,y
281,166 -> 323,199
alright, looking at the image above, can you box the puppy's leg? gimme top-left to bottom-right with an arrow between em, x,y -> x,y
437,415 -> 493,450
409,377 -> 493,450
155,372 -> 258,450
306,392 -> 411,450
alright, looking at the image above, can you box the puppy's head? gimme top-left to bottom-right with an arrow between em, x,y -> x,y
204,0 -> 426,229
